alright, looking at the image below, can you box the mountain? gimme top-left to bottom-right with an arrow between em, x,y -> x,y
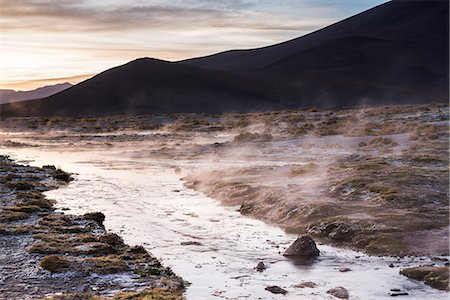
183,0 -> 449,106
0,83 -> 72,104
0,58 -> 296,117
1,0 -> 448,117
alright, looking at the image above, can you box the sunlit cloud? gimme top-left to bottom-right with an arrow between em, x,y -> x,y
1,0 -> 386,90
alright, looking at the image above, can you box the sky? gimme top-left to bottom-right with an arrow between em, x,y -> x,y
1,0 -> 385,91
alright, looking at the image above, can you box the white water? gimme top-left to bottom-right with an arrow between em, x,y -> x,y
4,147 -> 448,300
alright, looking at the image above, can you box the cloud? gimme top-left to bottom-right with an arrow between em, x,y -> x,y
1,0 -> 333,33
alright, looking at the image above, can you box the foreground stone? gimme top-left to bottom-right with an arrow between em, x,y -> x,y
283,236 -> 320,258
400,265 -> 449,290
256,261 -> 266,271
327,286 -> 349,299
265,286 -> 288,295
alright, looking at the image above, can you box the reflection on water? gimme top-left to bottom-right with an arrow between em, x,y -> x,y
4,147 -> 448,300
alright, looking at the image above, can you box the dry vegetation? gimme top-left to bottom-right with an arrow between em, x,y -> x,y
0,102 -> 448,292
181,103 -> 449,256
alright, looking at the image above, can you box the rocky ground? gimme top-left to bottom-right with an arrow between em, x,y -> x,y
181,104 -> 449,257
0,103 -> 449,293
0,156 -> 184,300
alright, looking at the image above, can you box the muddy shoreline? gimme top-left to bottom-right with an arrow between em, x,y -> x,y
0,155 -> 184,299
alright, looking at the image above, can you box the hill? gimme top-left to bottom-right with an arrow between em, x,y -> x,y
0,59 -> 295,117
183,0 -> 449,106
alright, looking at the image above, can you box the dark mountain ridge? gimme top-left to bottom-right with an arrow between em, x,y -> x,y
0,58 -> 297,117
184,0 -> 448,106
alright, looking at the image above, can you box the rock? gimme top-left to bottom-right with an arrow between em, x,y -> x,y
307,221 -> 356,242
42,165 -> 56,171
83,212 -> 106,226
51,169 -> 73,182
389,263 -> 395,268
400,265 -> 449,290
327,286 -> 349,299
265,286 -> 287,295
283,236 -> 320,258
180,241 -> 202,246
339,267 -> 351,272
129,245 -> 148,254
239,203 -> 254,215
389,292 -> 409,296
294,281 -> 317,288
256,262 -> 266,271
431,257 -> 449,263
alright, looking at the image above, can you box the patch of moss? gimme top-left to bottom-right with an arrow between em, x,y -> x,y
44,288 -> 185,300
0,224 -> 34,235
364,236 -> 407,256
400,265 -> 449,290
82,255 -> 129,274
99,233 -> 125,248
40,255 -> 71,273
16,191 -> 43,199
112,288 -> 185,300
5,205 -> 43,213
28,240 -> 118,256
6,180 -> 33,190
0,210 -> 30,222
34,233 -> 124,248
135,268 -> 161,276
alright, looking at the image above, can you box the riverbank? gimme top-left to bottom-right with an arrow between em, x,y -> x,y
0,155 -> 184,299
0,103 -> 448,297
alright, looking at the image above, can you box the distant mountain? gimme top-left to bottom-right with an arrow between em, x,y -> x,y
1,0 -> 448,117
0,83 -> 72,104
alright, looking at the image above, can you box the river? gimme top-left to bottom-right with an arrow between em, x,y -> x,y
3,145 -> 447,300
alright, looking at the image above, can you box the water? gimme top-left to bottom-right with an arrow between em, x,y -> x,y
4,147 -> 448,300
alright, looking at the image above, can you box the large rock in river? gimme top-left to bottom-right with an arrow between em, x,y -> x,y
283,236 -> 320,258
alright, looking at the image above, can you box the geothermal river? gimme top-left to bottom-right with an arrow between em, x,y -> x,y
4,146 -> 448,300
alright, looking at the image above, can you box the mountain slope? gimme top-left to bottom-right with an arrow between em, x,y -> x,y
183,0 -> 447,71
183,0 -> 449,106
0,83 -> 72,104
0,58 -> 296,117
